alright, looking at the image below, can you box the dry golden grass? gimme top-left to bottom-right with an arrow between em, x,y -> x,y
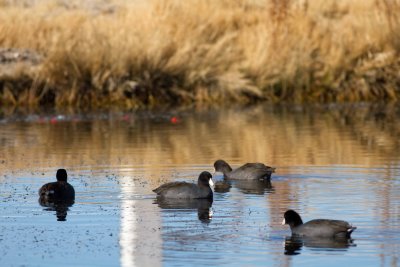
0,0 -> 400,107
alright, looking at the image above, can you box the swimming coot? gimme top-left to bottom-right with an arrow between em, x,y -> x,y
153,171 -> 213,199
38,169 -> 75,200
213,159 -> 275,180
282,210 -> 356,239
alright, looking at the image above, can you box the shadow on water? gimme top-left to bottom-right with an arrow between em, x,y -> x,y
154,198 -> 213,223
214,179 -> 274,195
284,236 -> 356,256
233,179 -> 274,195
38,196 -> 74,221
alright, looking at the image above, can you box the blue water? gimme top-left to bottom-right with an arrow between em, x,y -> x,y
0,105 -> 399,266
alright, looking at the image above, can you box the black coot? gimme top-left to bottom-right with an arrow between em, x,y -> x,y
282,210 -> 356,238
153,171 -> 213,199
213,159 -> 275,180
39,169 -> 75,201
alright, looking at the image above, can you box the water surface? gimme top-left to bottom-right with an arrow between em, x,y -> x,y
0,104 -> 399,266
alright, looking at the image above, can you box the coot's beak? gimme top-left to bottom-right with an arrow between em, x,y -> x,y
281,218 -> 286,225
209,178 -> 214,187
208,209 -> 213,218
212,168 -> 216,175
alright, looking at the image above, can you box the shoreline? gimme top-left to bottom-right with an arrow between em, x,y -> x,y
1,47 -> 399,108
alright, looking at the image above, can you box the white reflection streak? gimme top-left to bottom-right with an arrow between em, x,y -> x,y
119,175 -> 162,267
120,182 -> 136,267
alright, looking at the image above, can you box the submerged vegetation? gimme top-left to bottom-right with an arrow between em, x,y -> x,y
0,0 -> 400,108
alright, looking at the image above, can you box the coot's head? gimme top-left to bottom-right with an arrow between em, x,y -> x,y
56,169 -> 68,182
213,160 -> 232,175
198,171 -> 214,188
282,210 -> 303,228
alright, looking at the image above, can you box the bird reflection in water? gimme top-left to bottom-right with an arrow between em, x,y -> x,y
214,179 -> 274,195
234,179 -> 274,195
154,198 -> 213,223
39,197 -> 74,221
284,236 -> 356,255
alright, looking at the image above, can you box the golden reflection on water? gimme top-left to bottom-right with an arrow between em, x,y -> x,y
0,104 -> 399,175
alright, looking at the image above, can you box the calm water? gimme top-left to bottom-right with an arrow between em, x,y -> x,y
0,104 -> 400,267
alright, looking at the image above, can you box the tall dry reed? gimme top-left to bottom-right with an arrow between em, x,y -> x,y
0,0 -> 399,107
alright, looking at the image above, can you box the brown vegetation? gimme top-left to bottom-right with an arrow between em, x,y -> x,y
0,0 -> 400,108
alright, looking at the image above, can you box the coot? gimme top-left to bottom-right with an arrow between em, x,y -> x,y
153,171 -> 213,199
282,210 -> 356,238
213,159 -> 275,180
39,169 -> 75,200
